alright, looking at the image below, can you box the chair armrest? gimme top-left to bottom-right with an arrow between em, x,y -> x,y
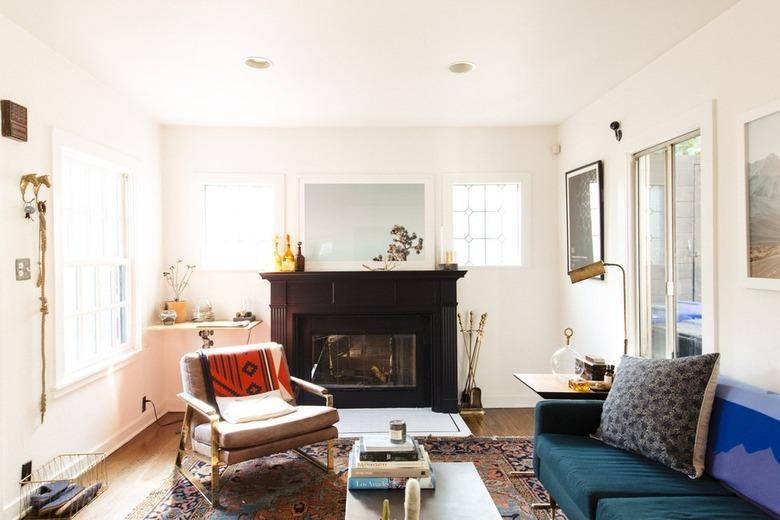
290,377 -> 334,407
178,392 -> 219,420
534,399 -> 604,436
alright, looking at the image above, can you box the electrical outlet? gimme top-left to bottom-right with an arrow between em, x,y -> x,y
15,258 -> 31,281
142,396 -> 148,413
21,461 -> 32,481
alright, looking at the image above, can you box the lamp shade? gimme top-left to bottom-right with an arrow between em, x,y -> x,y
569,260 -> 606,283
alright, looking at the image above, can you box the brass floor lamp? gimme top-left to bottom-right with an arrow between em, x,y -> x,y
568,260 -> 628,356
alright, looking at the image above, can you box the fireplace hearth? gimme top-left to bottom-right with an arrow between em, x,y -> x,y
260,270 -> 466,412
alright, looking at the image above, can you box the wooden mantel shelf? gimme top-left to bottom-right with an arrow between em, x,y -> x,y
259,270 -> 467,281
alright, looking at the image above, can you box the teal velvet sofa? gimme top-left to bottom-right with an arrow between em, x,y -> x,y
533,397 -> 775,520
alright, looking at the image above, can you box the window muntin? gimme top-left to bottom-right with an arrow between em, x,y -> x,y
451,183 -> 521,266
202,183 -> 275,270
60,149 -> 130,375
636,133 -> 702,359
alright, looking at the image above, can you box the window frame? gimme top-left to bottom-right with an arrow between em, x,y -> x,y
198,172 -> 285,272
52,129 -> 139,393
441,172 -> 532,268
624,101 -> 717,358
634,130 -> 702,358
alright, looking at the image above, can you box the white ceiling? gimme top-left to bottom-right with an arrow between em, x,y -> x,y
0,0 -> 736,126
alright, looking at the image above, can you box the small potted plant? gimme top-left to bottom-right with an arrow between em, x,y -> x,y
163,260 -> 195,323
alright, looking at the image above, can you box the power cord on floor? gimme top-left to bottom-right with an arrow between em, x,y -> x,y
145,397 -> 184,428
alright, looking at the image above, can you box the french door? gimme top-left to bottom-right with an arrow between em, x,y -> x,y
635,131 -> 702,359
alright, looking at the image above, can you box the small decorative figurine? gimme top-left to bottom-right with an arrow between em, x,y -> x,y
404,479 -> 421,520
295,241 -> 305,272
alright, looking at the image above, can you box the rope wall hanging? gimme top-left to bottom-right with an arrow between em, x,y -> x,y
20,173 -> 52,423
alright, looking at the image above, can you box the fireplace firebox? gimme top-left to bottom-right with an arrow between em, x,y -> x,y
260,270 -> 466,412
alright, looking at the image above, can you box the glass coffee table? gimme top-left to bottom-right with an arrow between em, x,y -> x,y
345,462 -> 501,519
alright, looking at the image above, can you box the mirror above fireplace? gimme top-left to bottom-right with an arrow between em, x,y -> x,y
299,178 -> 435,271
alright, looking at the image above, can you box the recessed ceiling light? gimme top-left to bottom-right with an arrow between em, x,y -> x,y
449,61 -> 476,74
245,56 -> 273,69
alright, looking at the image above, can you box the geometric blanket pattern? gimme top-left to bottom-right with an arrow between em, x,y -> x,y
200,343 -> 294,401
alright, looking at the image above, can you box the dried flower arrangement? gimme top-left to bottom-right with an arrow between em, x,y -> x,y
163,259 -> 196,301
365,225 -> 424,271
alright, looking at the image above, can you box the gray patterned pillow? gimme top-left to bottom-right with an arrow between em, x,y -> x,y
595,353 -> 719,478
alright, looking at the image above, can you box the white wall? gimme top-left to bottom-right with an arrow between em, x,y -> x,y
161,126 -> 560,408
558,0 -> 780,391
0,14 -> 162,517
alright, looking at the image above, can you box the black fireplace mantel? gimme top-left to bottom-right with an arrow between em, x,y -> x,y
259,270 -> 466,412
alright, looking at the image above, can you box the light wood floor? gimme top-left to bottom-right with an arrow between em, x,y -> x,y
86,408 -> 535,519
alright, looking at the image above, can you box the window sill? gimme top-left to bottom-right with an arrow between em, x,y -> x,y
53,348 -> 142,398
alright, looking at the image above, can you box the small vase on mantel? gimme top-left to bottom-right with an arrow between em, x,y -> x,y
295,241 -> 305,272
282,234 -> 296,272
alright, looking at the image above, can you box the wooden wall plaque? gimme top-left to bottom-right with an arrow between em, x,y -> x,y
1,100 -> 28,142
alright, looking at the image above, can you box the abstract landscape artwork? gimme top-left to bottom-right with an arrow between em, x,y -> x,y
746,109 -> 780,281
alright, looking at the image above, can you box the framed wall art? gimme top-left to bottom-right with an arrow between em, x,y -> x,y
741,100 -> 780,290
565,160 -> 604,275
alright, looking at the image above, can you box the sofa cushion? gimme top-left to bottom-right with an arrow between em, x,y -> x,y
193,405 -> 338,449
535,434 -> 732,520
595,353 -> 719,477
595,496 -> 770,520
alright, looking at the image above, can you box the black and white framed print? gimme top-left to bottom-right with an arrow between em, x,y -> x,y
565,160 -> 604,274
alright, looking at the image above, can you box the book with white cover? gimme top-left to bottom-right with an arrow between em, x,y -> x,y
349,446 -> 431,478
352,442 -> 428,469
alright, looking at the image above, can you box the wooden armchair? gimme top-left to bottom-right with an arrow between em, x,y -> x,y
174,343 -> 338,507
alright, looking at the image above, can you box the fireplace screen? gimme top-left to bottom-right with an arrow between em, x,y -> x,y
311,334 -> 416,388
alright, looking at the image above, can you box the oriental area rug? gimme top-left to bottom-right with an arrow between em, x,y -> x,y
127,437 -> 566,520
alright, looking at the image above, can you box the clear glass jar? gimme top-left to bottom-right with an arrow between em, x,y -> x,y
551,327 -> 582,378
160,309 -> 177,326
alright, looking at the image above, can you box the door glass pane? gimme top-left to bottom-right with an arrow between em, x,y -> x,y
673,136 -> 703,356
637,149 -> 668,359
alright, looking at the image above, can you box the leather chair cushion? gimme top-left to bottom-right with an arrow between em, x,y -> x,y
193,426 -> 338,466
193,405 -> 339,449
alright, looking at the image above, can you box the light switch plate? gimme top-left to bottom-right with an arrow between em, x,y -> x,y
15,258 -> 31,280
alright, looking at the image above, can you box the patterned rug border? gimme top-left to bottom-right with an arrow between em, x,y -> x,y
126,436 -> 561,520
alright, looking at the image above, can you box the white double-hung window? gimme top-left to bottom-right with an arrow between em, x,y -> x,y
55,135 -> 133,386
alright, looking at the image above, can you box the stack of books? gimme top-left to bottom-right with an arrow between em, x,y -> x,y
347,435 -> 435,490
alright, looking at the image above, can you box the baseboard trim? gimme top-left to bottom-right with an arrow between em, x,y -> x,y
481,394 -> 540,408
2,406 -> 166,519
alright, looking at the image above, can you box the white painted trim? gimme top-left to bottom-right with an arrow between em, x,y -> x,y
621,100 -> 717,356
51,128 -> 142,391
192,171 -> 286,272
52,349 -> 142,398
439,172 -> 533,268
738,99 -> 780,291
298,176 -> 435,271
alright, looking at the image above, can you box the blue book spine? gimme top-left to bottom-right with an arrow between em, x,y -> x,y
347,473 -> 435,490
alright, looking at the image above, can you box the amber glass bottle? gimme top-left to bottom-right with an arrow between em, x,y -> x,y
295,241 -> 306,272
282,234 -> 296,272
272,235 -> 283,272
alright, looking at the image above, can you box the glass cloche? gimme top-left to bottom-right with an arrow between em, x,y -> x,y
551,327 -> 582,378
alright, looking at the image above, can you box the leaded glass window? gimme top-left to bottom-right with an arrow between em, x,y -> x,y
451,183 -> 521,266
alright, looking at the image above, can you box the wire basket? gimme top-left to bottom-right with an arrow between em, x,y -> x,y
19,453 -> 108,519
